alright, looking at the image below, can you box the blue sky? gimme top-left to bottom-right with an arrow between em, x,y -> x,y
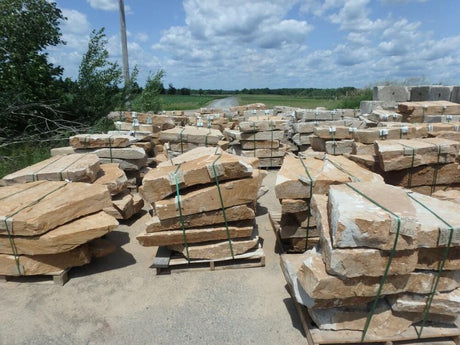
48,0 -> 460,90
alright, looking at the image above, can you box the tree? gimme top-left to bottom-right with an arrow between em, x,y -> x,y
134,69 -> 164,112
0,0 -> 66,138
167,83 -> 176,95
72,28 -> 122,123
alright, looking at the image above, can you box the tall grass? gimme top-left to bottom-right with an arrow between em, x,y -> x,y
160,95 -> 225,111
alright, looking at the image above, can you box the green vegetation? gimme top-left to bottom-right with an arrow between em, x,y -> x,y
159,94 -> 225,111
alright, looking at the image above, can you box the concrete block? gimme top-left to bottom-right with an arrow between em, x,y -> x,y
373,86 -> 409,102
450,86 -> 460,103
428,86 -> 452,101
360,101 -> 384,114
410,86 -> 430,101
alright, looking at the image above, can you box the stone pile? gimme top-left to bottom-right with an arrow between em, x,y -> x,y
0,181 -> 118,276
160,126 -> 225,158
282,182 -> 459,338
188,112 -> 234,132
274,153 -> 384,252
136,149 -> 266,260
226,116 -> 289,168
229,103 -> 266,116
398,101 -> 460,123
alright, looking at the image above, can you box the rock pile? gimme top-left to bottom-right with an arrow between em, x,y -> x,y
136,149 -> 266,260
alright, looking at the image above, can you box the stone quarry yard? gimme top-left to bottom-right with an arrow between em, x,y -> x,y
0,170 -> 307,345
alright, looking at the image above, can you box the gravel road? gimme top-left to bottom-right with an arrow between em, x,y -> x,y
207,96 -> 238,110
0,171 -> 306,345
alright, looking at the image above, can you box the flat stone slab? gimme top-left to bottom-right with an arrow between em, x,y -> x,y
296,249 -> 460,300
240,140 -> 280,149
274,153 -> 384,199
312,194 -> 418,278
398,101 -> 460,121
295,110 -> 343,121
329,183 -> 418,250
154,169 -> 265,220
224,129 -> 284,141
354,126 -> 424,144
292,133 -> 314,145
382,162 -> 460,187
0,154 -> 100,186
70,134 -> 137,149
104,192 -> 144,220
114,121 -> 162,132
0,181 -> 112,236
122,111 -> 179,127
140,152 -> 253,204
137,221 -> 254,246
432,189 -> 460,204
0,211 -> 118,255
281,199 -> 309,213
99,157 -> 147,171
366,108 -> 403,122
93,163 -> 128,196
375,138 -> 460,171
239,117 -> 288,132
160,126 -> 223,145
168,237 -> 259,260
239,144 -> 289,158
417,246 -> 460,270
293,118 -> 364,134
146,204 -> 255,232
313,126 -> 354,140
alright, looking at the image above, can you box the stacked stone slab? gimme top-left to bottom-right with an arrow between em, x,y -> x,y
226,116 -> 289,168
188,112 -> 233,132
274,153 -> 384,252
229,103 -> 266,116
397,101 -> 460,123
160,126 -> 224,158
66,133 -> 148,186
136,149 -> 266,260
0,181 -> 118,276
282,182 -> 460,337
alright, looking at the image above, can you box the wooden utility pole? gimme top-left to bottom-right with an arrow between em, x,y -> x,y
119,0 -> 130,109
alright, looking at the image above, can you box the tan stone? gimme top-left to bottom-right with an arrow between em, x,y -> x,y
352,142 -> 375,155
297,110 -> 342,121
99,157 -> 147,171
158,147 -> 223,167
433,130 -> 460,142
274,153 -> 384,199
0,211 -> 117,255
0,181 -> 112,236
224,129 -> 284,141
168,237 -> 259,260
409,184 -> 460,196
137,221 -> 254,246
239,117 -> 287,132
93,163 -> 128,195
160,126 -> 223,145
367,108 -> 403,122
383,162 -> 460,187
281,199 -> 309,213
354,126 -> 419,144
347,154 -> 380,171
313,194 -> 418,278
122,111 -> 178,127
257,157 -> 284,167
140,152 -> 253,204
388,289 -> 460,316
91,147 -> 146,160
154,169 -> 265,220
307,302 -> 413,336
292,133 -> 314,145
240,144 -> 288,158
240,140 -> 280,149
0,154 -> 100,186
398,101 -> 460,122
69,134 -> 136,149
432,189 -> 460,204
375,138 -> 460,172
329,183 -> 418,250
313,126 -> 354,140
417,247 -> 460,271
279,212 -> 317,239
297,250 -> 460,300
146,204 -> 255,232
50,146 -> 77,156
114,121 -> 159,132
107,130 -> 153,141
104,192 -> 144,220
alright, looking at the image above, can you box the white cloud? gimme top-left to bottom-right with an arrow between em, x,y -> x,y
86,0 -> 131,13
61,9 -> 90,35
382,0 -> 428,4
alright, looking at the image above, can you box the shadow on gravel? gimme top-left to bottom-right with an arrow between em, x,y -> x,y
256,203 -> 268,216
70,231 -> 136,279
282,293 -> 305,337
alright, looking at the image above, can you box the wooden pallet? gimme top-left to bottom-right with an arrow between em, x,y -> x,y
151,243 -> 265,274
0,268 -> 70,286
269,211 -> 319,253
286,283 -> 460,345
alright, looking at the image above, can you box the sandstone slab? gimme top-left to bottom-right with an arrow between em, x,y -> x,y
281,199 -> 309,213
70,134 -> 136,149
239,117 -> 287,132
382,162 -> 460,187
93,163 -> 128,195
240,140 -> 280,149
160,126 -> 223,145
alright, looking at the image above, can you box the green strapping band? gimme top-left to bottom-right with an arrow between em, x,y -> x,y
179,128 -> 185,154
344,183 -> 401,343
0,182 -> 45,202
325,157 -> 361,182
270,121 -> 274,168
174,164 -> 190,262
407,192 -> 454,338
431,145 -> 442,195
212,154 -> 235,259
58,153 -> 88,181
298,155 -> 314,251
401,144 -> 416,189
108,135 -> 113,163
252,122 -> 257,157
30,155 -> 64,182
205,129 -> 211,147
331,131 -> 336,155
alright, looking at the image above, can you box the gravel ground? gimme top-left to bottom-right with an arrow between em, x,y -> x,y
0,170 -> 306,345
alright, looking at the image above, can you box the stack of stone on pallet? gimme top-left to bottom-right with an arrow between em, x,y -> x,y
66,133 -> 148,187
290,108 -> 362,152
188,112 -> 234,132
160,126 -> 225,158
351,138 -> 460,195
136,148 -> 266,260
0,180 -> 118,276
425,122 -> 460,142
226,116 -> 288,168
398,100 -> 460,123
281,182 -> 459,337
229,103 -> 266,116
274,153 -> 384,252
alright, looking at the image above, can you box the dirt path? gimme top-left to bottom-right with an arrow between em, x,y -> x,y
0,170 -> 305,345
207,96 -> 238,110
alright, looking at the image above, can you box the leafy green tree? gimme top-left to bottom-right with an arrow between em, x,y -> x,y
72,28 -> 122,123
133,69 -> 164,112
0,0 -> 66,138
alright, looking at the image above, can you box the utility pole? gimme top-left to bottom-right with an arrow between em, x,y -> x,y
119,0 -> 130,109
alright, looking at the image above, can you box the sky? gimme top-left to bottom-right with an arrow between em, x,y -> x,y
48,0 -> 460,90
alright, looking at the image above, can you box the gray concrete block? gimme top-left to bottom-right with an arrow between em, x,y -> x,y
450,86 -> 460,103
360,101 -> 384,114
410,86 -> 430,101
373,86 -> 409,102
428,86 -> 452,101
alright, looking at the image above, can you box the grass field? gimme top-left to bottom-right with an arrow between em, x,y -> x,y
160,94 -> 225,110
236,94 -> 342,109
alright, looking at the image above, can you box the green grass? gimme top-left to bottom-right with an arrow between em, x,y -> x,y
237,94 -> 342,109
0,143 -> 52,178
160,95 -> 226,110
